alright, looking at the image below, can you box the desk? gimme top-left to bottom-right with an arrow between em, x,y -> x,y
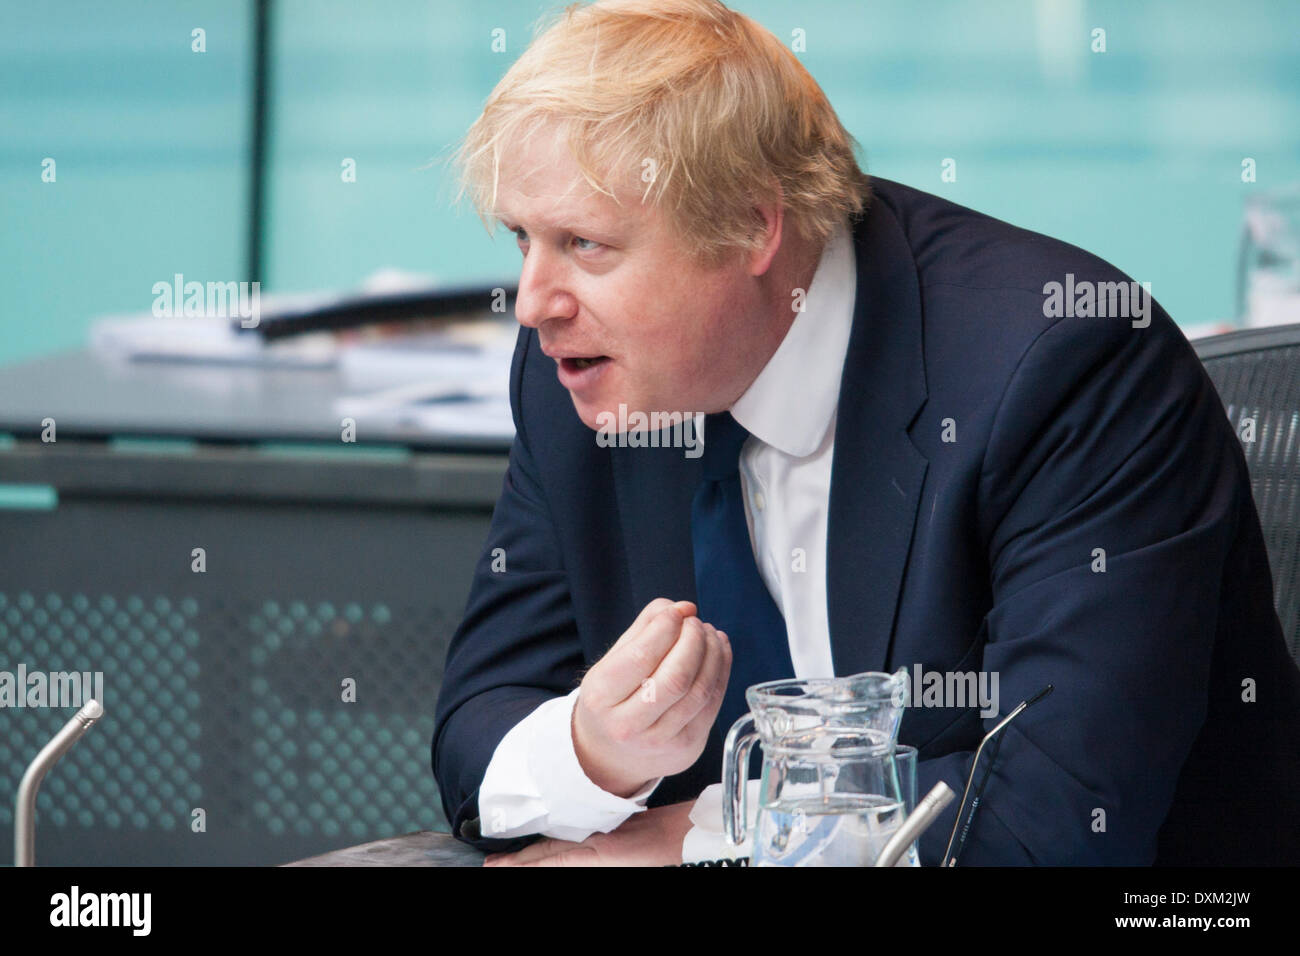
0,347 -> 511,451
282,830 -> 483,867
0,348 -> 512,866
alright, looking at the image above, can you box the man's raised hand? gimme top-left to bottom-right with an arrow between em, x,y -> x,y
571,598 -> 731,797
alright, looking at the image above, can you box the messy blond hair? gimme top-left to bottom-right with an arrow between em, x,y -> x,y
454,0 -> 872,267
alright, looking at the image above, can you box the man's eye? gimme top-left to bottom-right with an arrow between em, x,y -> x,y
572,236 -> 601,252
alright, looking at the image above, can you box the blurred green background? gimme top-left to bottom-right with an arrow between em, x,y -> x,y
3,0 -> 1298,366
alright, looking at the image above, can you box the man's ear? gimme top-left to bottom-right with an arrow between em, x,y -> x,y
746,188 -> 785,277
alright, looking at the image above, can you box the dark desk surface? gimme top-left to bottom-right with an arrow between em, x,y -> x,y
282,831 -> 484,867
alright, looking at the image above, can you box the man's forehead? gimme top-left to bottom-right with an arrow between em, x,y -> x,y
495,190 -> 613,227
494,174 -> 634,233
493,132 -> 641,232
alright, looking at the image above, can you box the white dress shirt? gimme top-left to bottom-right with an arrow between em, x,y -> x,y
475,218 -> 858,842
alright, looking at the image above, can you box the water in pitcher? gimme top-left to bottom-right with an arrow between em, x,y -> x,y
751,793 -> 913,867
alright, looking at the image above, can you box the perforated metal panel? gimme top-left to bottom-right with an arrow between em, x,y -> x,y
0,592 -> 203,834
1,588 -> 451,856
220,595 -> 447,842
1197,332 -> 1300,663
0,445 -> 503,865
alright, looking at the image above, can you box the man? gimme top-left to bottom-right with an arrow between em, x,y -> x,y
432,0 -> 1300,866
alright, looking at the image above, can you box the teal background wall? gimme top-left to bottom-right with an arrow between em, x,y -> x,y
4,0 -> 1298,366
2,1 -> 253,366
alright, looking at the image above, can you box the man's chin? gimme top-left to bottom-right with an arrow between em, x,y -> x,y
571,398 -> 707,437
569,394 -> 615,432
571,394 -> 661,433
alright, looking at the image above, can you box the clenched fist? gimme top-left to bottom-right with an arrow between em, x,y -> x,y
572,598 -> 731,797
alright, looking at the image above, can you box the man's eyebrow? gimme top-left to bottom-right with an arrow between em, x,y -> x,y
494,212 -> 620,237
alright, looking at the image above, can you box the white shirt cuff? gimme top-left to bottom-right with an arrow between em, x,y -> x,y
477,687 -> 662,843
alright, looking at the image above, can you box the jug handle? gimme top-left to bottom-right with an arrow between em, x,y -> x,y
722,713 -> 759,847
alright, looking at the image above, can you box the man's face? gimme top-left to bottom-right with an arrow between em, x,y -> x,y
493,126 -> 774,430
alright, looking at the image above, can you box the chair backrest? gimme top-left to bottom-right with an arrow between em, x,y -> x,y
1194,323 -> 1300,665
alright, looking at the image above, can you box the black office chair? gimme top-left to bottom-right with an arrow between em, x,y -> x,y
1194,323 -> 1300,664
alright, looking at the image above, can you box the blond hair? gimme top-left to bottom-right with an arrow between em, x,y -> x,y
454,0 -> 871,267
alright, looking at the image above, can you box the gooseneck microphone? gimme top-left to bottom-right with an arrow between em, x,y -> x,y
874,781 -> 957,867
14,699 -> 103,867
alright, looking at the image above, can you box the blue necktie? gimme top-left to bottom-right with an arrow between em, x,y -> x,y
692,412 -> 796,755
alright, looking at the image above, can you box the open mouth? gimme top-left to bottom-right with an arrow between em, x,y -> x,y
562,356 -> 610,371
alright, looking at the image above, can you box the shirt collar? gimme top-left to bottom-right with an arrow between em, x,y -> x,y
729,217 -> 856,457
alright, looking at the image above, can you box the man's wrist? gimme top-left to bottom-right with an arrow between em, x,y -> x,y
570,696 -> 653,798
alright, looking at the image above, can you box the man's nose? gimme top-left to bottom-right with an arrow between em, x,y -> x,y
513,245 -> 576,330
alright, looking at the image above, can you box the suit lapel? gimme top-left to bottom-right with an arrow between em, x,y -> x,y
827,195 -> 930,676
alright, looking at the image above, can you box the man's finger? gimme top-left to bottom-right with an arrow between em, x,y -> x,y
613,615 -> 709,726
609,598 -> 695,652
483,837 -> 576,866
597,604 -> 689,700
647,624 -> 727,737
678,632 -> 732,741
517,845 -> 602,866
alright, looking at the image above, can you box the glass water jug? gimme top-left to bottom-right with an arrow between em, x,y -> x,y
722,670 -> 914,866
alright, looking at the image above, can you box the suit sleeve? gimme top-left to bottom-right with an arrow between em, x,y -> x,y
916,298 -> 1245,865
431,328 -> 589,854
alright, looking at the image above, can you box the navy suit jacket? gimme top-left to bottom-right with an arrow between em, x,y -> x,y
432,177 -> 1300,865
